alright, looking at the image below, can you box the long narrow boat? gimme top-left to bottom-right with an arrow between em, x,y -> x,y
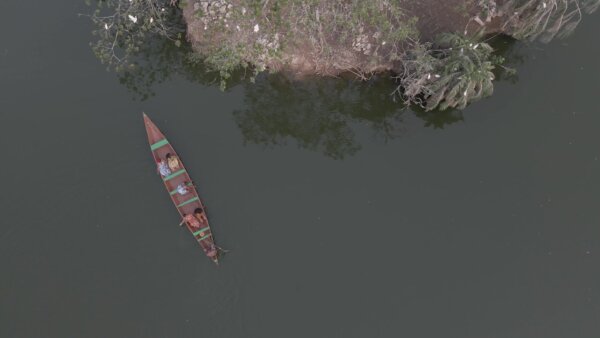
143,113 -> 220,265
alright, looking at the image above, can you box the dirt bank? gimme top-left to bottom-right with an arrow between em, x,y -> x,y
181,0 -> 505,77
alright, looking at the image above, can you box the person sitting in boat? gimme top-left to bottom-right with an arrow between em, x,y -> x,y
194,207 -> 208,225
176,182 -> 190,195
180,214 -> 201,228
166,153 -> 180,171
206,244 -> 218,259
157,159 -> 171,177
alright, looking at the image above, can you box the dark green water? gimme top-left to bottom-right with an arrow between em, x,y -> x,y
1,2 -> 599,337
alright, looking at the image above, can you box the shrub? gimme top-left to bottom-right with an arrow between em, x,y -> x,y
398,33 -> 505,111
501,0 -> 600,42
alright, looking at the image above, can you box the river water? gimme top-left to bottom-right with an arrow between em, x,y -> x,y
1,2 -> 599,337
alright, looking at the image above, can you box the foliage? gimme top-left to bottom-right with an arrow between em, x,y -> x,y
286,0 -> 419,66
185,0 -> 284,88
397,33 -> 505,111
86,0 -> 185,71
501,0 -> 600,42
202,45 -> 250,90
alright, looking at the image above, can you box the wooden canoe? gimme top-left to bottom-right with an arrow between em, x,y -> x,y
143,113 -> 220,265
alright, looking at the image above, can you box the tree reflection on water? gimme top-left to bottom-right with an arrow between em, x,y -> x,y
233,74 -> 409,159
116,40 -> 217,100
111,35 -> 522,159
232,71 -> 473,158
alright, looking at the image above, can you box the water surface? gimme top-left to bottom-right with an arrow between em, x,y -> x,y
0,2 -> 599,337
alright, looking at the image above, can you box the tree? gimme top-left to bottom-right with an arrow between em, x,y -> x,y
86,0 -> 184,71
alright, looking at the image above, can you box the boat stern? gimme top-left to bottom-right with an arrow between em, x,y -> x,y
208,249 -> 220,266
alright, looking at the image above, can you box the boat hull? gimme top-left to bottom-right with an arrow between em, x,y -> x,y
143,113 -> 219,265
